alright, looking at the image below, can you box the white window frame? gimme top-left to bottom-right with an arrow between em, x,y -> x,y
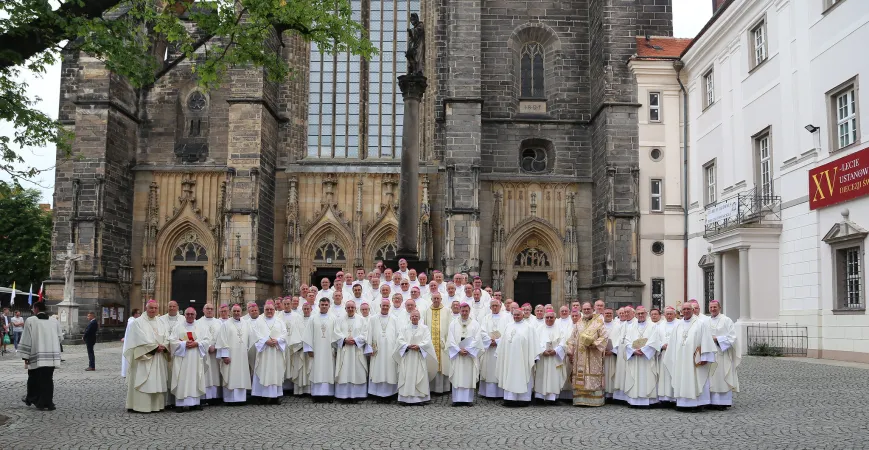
649,92 -> 661,122
754,129 -> 773,204
836,88 -> 858,150
650,179 -> 663,212
751,20 -> 768,69
703,70 -> 715,109
704,161 -> 717,206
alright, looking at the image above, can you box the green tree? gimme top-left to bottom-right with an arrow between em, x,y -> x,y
0,188 -> 52,288
0,0 -> 374,183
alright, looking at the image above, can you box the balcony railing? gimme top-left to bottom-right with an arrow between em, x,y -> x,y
704,187 -> 782,237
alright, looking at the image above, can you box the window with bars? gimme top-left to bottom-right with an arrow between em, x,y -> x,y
704,70 -> 715,108
703,267 -> 715,311
751,20 -> 767,69
836,247 -> 864,309
649,92 -> 661,122
520,43 -> 545,98
755,132 -> 773,203
704,162 -> 717,205
651,279 -> 664,311
650,179 -> 662,212
833,87 -> 858,150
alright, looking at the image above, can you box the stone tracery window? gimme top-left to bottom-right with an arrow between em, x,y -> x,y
520,42 -> 544,98
173,234 -> 208,262
514,247 -> 550,268
375,241 -> 398,261
314,242 -> 347,263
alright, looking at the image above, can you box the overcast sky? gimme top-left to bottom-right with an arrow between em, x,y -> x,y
0,0 -> 712,204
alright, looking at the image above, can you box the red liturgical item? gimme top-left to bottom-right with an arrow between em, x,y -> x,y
187,332 -> 194,341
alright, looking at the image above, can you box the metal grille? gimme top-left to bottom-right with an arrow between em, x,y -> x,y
704,187 -> 782,237
746,324 -> 808,357
845,247 -> 863,309
703,267 -> 715,310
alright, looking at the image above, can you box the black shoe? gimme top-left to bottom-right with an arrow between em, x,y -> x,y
38,405 -> 56,411
21,396 -> 31,406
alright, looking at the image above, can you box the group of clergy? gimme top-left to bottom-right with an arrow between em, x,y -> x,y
122,261 -> 741,413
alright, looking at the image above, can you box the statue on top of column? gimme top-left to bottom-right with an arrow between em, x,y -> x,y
405,13 -> 425,76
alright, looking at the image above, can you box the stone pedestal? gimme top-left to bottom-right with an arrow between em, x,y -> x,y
396,74 -> 427,259
55,301 -> 80,337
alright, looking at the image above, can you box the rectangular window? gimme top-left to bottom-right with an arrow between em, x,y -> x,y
755,132 -> 773,203
651,279 -> 664,311
650,179 -> 663,212
837,246 -> 863,309
704,70 -> 715,108
751,21 -> 767,68
649,92 -> 661,122
703,267 -> 715,310
836,88 -> 858,149
704,162 -> 717,205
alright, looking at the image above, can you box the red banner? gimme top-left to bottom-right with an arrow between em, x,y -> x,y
809,145 -> 869,210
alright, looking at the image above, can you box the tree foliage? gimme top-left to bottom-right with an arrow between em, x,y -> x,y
0,0 -> 375,184
0,187 -> 52,288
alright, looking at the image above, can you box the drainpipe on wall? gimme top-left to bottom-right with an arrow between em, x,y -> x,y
673,59 -> 689,305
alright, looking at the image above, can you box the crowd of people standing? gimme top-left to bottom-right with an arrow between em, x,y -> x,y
122,259 -> 741,413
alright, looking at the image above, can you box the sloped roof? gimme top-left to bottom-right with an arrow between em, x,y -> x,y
634,36 -> 693,60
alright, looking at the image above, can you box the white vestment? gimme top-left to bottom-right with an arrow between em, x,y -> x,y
479,313 -> 508,398
708,314 -> 741,406
196,317 -> 223,399
603,321 -> 619,397
303,313 -> 337,396
422,305 -> 452,393
496,320 -> 543,402
280,311 -> 304,391
661,316 -> 718,407
389,305 -> 409,328
291,316 -> 313,395
367,314 -> 400,397
214,318 -> 252,403
334,316 -> 369,399
656,320 -> 678,401
120,316 -> 135,377
249,316 -> 288,398
533,325 -> 568,401
470,301 -> 488,323
394,324 -> 438,404
124,315 -> 170,413
622,320 -> 664,406
169,321 -> 208,407
447,318 -> 483,403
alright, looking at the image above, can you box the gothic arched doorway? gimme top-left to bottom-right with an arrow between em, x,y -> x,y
170,234 -> 209,316
512,246 -> 552,306
310,241 -> 347,287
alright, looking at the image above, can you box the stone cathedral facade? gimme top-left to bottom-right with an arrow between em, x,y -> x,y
46,1 -> 673,319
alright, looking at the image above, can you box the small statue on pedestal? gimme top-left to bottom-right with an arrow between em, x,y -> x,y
406,13 -> 425,75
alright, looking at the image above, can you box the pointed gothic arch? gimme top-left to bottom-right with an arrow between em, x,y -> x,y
364,219 -> 398,268
301,213 -> 356,282
503,217 -> 565,307
155,218 -> 216,312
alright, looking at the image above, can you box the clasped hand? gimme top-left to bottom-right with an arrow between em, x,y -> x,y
459,348 -> 469,356
266,338 -> 278,347
408,344 -> 420,351
185,340 -> 198,349
156,344 -> 166,353
345,338 -> 356,346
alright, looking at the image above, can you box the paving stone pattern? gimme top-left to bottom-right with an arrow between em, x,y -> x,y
0,343 -> 867,449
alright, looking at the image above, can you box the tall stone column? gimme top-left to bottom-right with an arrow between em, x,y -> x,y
396,74 -> 427,260
738,246 -> 750,320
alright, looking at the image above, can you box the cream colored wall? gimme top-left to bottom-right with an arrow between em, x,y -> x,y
631,60 -> 686,309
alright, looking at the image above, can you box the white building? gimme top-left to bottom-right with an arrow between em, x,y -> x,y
629,37 -> 692,312
682,0 -> 869,362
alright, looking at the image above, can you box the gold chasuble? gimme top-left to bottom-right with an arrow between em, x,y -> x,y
566,314 -> 609,407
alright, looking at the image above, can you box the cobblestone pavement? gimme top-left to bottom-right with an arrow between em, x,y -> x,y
1,343 -> 867,449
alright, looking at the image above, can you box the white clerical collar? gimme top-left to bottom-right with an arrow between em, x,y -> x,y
380,314 -> 389,318
638,321 -> 646,326
319,313 -> 328,318
392,305 -> 402,310
411,325 -> 418,329
347,316 -> 355,319
492,313 -> 500,318
233,318 -> 241,323
265,316 -> 274,323
185,322 -> 195,327
284,310 -> 292,315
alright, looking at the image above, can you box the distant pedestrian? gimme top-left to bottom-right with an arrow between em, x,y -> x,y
1,307 -> 10,354
83,312 -> 98,371
19,302 -> 62,411
11,310 -> 25,352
